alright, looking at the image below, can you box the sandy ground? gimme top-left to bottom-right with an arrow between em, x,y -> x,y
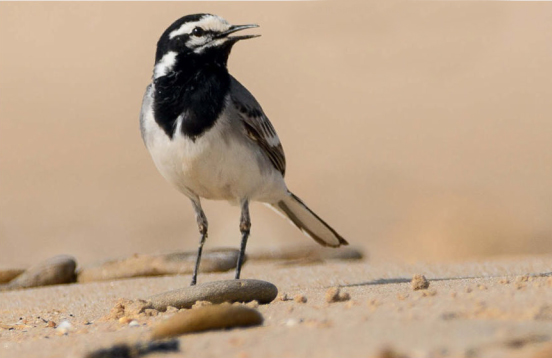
2,255 -> 552,358
2,2 -> 552,358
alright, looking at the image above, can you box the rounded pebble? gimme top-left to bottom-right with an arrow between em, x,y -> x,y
151,304 -> 263,339
411,274 -> 430,290
325,287 -> 350,303
148,279 -> 278,311
56,320 -> 74,334
1,255 -> 76,291
78,249 -> 240,283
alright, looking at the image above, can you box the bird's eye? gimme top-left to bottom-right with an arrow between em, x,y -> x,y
192,27 -> 205,37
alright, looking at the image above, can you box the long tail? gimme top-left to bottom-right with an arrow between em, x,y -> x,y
268,192 -> 348,248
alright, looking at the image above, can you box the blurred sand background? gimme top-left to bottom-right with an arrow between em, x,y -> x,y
1,1 -> 552,267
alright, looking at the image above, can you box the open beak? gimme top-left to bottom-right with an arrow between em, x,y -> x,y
216,24 -> 260,41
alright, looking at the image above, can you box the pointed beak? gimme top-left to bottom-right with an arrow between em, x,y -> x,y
216,24 -> 260,41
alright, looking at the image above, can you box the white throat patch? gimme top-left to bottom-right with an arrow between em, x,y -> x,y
154,51 -> 178,79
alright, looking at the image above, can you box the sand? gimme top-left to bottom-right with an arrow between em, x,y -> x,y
2,255 -> 552,358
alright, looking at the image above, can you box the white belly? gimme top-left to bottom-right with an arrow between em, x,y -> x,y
141,96 -> 286,204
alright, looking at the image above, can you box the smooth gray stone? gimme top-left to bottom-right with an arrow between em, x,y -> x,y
1,255 -> 76,291
147,279 -> 278,311
77,249 -> 240,283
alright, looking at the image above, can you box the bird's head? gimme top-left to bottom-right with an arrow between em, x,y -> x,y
153,14 -> 259,79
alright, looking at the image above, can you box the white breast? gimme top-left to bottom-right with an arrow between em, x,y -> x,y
140,86 -> 287,204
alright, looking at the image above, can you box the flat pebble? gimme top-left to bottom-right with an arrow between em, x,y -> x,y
151,304 -> 263,339
148,279 -> 278,311
78,249 -> 240,283
0,268 -> 26,284
0,255 -> 76,291
411,274 -> 430,290
248,245 -> 364,262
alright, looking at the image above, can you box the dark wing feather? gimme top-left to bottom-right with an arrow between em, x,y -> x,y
229,76 -> 286,176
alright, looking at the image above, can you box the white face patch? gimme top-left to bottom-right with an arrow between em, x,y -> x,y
154,51 -> 177,79
169,15 -> 230,40
192,38 -> 226,54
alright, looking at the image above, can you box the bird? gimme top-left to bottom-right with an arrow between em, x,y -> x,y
140,13 -> 348,286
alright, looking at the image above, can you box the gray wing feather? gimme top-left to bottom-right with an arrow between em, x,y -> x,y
229,76 -> 286,176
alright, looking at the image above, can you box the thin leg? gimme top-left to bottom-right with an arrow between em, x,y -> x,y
190,199 -> 208,286
235,199 -> 251,280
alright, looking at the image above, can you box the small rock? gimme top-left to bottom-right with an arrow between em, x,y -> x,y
129,320 -> 140,327
339,292 -> 351,301
411,274 -> 430,290
151,305 -> 263,339
325,287 -> 350,303
56,320 -> 73,335
294,294 -> 307,304
47,321 -> 57,328
326,287 -> 339,302
1,255 -> 76,291
118,317 -> 133,324
148,279 -> 278,311
77,249 -> 240,283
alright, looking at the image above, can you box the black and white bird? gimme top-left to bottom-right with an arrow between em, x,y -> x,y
140,14 -> 348,285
